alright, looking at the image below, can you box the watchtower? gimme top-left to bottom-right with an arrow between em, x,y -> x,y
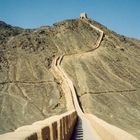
80,12 -> 88,19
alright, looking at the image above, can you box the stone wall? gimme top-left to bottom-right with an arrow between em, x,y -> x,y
0,110 -> 77,140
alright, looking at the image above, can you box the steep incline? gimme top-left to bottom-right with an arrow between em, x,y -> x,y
51,18 -> 104,139
61,20 -> 140,139
51,18 -> 137,140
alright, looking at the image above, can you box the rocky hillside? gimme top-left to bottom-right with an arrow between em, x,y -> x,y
0,17 -> 140,139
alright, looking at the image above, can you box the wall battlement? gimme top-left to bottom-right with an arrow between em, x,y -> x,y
0,111 -> 77,140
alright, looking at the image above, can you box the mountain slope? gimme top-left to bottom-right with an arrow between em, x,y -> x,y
0,17 -> 140,139
0,19 -> 100,133
61,19 -> 140,139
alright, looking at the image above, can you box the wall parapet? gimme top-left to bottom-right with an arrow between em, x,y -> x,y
0,110 -> 77,140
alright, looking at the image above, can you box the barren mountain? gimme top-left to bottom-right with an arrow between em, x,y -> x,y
0,17 -> 140,139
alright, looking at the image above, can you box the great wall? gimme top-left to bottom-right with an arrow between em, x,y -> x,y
0,13 -> 138,140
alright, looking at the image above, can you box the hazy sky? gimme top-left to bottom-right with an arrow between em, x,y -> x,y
0,0 -> 140,39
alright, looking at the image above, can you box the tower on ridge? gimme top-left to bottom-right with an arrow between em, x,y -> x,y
80,12 -> 88,19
